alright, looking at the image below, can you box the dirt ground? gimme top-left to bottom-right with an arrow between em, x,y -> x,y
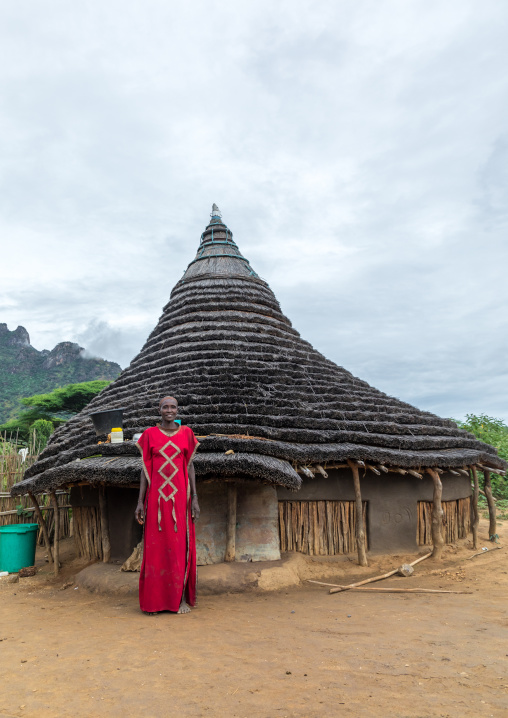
1,518 -> 507,718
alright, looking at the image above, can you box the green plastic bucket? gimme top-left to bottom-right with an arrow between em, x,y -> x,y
0,523 -> 39,573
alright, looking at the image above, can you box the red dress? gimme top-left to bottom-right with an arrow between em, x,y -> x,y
136,425 -> 199,612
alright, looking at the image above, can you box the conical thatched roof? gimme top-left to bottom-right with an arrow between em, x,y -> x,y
12,206 -> 506,497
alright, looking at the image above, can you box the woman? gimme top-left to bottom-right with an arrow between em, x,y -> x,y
135,396 -> 200,614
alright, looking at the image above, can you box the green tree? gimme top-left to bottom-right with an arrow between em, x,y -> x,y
455,414 -> 508,499
20,380 -> 112,414
0,380 -> 111,443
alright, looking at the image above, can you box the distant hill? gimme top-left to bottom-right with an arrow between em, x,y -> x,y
0,323 -> 121,423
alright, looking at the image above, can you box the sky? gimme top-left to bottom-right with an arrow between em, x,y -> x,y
0,0 -> 507,422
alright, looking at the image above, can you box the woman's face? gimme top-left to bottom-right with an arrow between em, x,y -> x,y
159,397 -> 178,423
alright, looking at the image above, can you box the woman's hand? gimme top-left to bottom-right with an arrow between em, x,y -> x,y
135,502 -> 145,525
191,496 -> 200,522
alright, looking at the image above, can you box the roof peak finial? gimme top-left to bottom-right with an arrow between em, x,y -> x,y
211,203 -> 222,219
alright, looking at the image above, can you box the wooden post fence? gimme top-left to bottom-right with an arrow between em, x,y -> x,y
471,466 -> 480,550
426,469 -> 445,559
225,483 -> 237,562
347,460 -> 368,567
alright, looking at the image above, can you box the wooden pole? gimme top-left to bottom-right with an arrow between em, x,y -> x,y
50,492 -> 60,576
426,469 -> 445,559
98,486 -> 111,563
328,586 -> 470,595
28,491 -> 53,564
467,546 -> 502,560
471,466 -> 480,550
224,483 -> 237,562
324,552 -> 432,593
347,461 -> 368,567
481,469 -> 497,541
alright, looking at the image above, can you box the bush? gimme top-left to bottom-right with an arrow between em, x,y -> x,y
30,419 -> 54,449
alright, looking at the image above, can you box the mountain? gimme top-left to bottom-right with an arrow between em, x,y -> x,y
0,323 -> 121,423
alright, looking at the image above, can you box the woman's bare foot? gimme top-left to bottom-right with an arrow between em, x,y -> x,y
177,599 -> 191,614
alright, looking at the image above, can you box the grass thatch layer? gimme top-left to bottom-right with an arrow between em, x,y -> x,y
14,215 -> 506,497
12,451 -> 301,496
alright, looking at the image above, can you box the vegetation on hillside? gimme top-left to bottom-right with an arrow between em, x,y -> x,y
0,324 -> 121,423
0,380 -> 111,446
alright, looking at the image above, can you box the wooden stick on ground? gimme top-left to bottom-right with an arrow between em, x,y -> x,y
330,586 -> 470,594
98,486 -> 111,563
50,492 -> 60,576
466,546 -> 502,560
471,466 -> 480,550
28,491 -> 53,564
482,469 -> 497,541
308,580 -> 470,594
347,460 -> 368,567
325,552 -> 432,594
427,468 -> 445,559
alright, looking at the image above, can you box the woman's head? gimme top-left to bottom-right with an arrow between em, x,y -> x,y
159,396 -> 178,421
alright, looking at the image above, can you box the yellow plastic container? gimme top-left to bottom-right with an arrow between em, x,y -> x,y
111,427 -> 124,443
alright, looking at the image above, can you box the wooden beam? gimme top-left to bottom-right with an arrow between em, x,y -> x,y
347,460 -> 368,567
471,466 -> 480,550
299,466 -> 314,478
28,491 -> 53,564
98,486 -> 111,563
50,492 -> 60,576
426,469 -> 445,560
481,469 -> 497,541
478,464 -> 505,476
224,483 -> 237,562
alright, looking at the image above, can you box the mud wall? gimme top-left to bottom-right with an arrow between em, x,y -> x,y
71,481 -> 281,564
277,469 -> 471,553
196,482 -> 280,564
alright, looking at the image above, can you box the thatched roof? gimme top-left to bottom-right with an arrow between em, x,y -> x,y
12,205 -> 505,497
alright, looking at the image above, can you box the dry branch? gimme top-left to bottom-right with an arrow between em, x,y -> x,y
466,546 -> 502,560
333,586 -> 470,594
327,551 -> 432,593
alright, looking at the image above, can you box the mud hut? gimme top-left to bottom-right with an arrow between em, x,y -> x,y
12,205 -> 506,570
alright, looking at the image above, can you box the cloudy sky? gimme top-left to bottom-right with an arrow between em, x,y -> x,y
1,1 -> 507,421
